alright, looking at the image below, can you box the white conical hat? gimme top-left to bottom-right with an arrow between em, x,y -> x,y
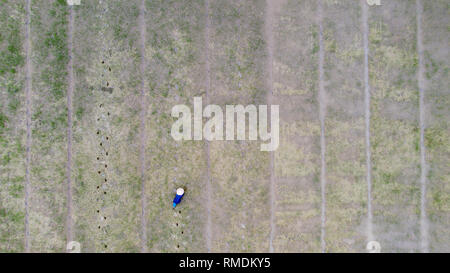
176,188 -> 184,195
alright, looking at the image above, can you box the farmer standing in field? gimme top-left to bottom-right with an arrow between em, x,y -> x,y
173,188 -> 184,208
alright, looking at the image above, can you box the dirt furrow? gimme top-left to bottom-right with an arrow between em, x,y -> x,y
204,0 -> 212,253
24,0 -> 32,253
265,0 -> 276,253
318,0 -> 327,253
139,0 -> 148,253
362,0 -> 373,243
66,5 -> 75,247
416,0 -> 429,253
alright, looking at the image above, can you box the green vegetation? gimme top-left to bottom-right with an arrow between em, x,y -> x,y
0,0 -> 447,252
0,0 -> 26,252
27,0 -> 69,251
271,0 -> 322,252
423,0 -> 450,252
145,0 -> 209,252
320,1 -> 367,252
369,1 -> 421,252
71,0 -> 142,252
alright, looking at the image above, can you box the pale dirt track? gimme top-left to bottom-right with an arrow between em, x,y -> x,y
139,0 -> 148,253
24,0 -> 32,253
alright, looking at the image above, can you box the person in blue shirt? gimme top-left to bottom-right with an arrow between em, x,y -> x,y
173,188 -> 184,208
